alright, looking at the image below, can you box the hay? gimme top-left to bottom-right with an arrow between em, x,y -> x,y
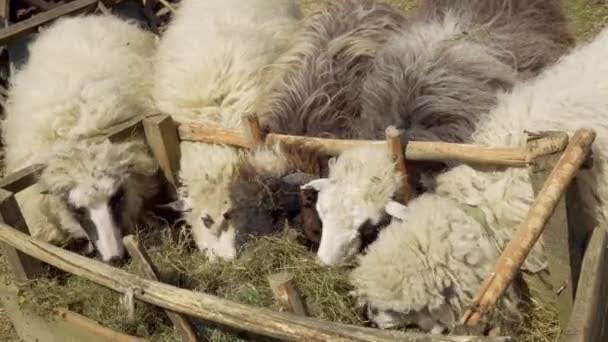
16,217 -> 365,342
14,214 -> 560,342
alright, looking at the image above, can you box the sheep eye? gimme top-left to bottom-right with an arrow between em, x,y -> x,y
110,187 -> 125,206
223,211 -> 231,221
202,215 -> 214,228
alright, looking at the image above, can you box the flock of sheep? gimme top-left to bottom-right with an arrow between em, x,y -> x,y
3,0 -> 608,335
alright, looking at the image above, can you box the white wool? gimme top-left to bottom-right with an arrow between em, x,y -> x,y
153,0 -> 301,126
155,0 -> 301,260
351,26 -> 608,332
2,15 -> 156,247
350,195 -> 521,332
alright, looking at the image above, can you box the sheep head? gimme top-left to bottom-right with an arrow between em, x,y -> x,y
301,145 -> 409,266
38,138 -> 159,263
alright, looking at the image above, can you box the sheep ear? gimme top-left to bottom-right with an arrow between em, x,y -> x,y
156,199 -> 192,213
301,178 -> 329,192
281,172 -> 316,186
385,200 -> 409,220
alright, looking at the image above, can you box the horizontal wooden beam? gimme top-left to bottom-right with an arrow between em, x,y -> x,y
0,224 -> 512,342
178,121 -> 543,167
52,307 -> 149,342
0,0 -> 98,46
0,164 -> 45,193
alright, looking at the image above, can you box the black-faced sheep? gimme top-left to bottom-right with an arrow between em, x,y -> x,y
153,0 -> 302,261
256,0 -> 407,139
2,14 -> 159,263
350,24 -> 608,334
303,0 -> 575,266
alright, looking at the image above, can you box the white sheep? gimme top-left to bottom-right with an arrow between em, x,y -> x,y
2,14 -> 159,263
349,24 -> 608,333
302,0 -> 574,266
153,0 -> 302,261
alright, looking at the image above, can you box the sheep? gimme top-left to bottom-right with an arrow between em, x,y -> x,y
349,23 -> 608,334
2,14 -> 159,263
255,0 -> 407,139
302,0 -> 575,266
153,0 -> 302,261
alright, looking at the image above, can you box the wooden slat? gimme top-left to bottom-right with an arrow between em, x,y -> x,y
0,189 -> 43,280
526,132 -> 575,329
0,0 -> 99,46
123,236 -> 198,342
561,227 -> 608,342
461,129 -> 596,328
385,126 -> 412,203
0,224 -> 513,342
52,307 -> 149,342
0,164 -> 45,193
178,121 -> 531,167
142,114 -> 180,188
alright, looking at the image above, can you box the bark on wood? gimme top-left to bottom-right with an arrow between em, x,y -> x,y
143,114 -> 181,188
177,121 -> 529,167
561,227 -> 608,342
123,235 -> 198,342
526,131 -> 576,329
267,272 -> 308,317
461,128 -> 596,328
385,126 -> 412,203
52,307 -> 149,342
0,189 -> 43,280
0,0 -> 100,46
245,113 -> 265,147
0,224 -> 512,342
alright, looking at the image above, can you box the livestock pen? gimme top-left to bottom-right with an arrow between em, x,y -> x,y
0,110 -> 606,342
0,0 -> 607,342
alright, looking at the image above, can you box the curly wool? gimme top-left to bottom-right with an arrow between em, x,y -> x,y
256,0 -> 407,139
2,14 -> 157,245
350,24 -> 608,334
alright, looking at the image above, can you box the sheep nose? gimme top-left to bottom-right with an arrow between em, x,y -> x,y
107,256 -> 125,267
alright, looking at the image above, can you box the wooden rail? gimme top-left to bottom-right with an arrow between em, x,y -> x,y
0,224 -> 512,342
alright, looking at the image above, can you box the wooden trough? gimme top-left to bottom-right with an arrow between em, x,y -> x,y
0,1 -> 606,341
0,112 -> 606,342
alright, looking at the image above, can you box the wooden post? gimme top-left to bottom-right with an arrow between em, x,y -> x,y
385,126 -> 412,203
245,113 -> 265,147
460,129 -> 596,329
123,235 -> 198,342
526,131 -> 577,329
143,114 -> 181,189
267,272 -> 308,317
561,227 -> 608,342
0,189 -> 44,280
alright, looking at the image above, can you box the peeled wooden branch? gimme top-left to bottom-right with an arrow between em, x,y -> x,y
177,121 -> 530,166
52,307 -> 148,342
268,272 -> 308,317
0,224 -> 511,342
123,236 -> 198,342
460,128 -> 596,328
385,126 -> 412,203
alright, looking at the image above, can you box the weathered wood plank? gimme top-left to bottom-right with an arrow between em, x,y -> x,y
0,224 -> 513,342
142,114 -> 180,188
0,189 -> 43,280
123,236 -> 198,342
461,129 -> 595,328
561,227 -> 608,342
0,0 -> 99,46
0,164 -> 45,193
526,132 -> 575,329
